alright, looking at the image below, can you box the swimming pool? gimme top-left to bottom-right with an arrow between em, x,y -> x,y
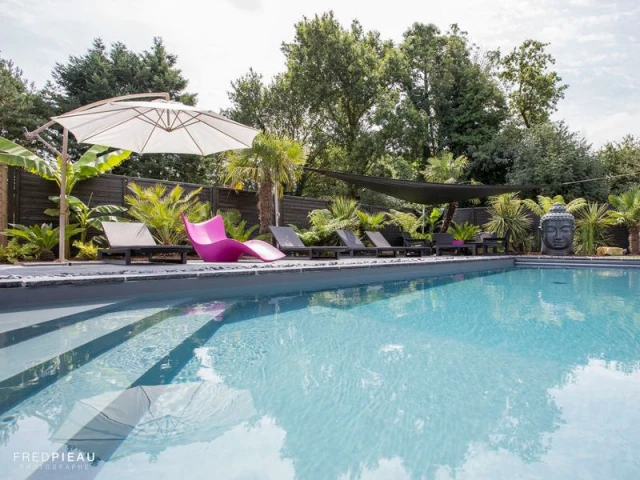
1,267 -> 640,479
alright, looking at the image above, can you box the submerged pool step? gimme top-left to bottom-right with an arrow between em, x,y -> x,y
0,300 -> 137,348
515,257 -> 640,268
0,299 -> 193,416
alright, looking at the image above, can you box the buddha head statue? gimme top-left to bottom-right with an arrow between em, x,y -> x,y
540,203 -> 575,255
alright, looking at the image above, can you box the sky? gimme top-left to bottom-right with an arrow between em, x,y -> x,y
1,0 -> 638,147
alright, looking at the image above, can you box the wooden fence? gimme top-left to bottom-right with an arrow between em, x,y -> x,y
3,167 -> 629,249
3,168 -> 406,244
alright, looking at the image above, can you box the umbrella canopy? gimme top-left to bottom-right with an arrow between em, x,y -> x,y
52,99 -> 259,155
306,167 -> 539,205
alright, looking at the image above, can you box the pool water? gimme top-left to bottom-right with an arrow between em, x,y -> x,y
1,267 -> 640,479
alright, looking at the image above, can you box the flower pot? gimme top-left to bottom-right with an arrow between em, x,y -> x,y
451,240 -> 465,246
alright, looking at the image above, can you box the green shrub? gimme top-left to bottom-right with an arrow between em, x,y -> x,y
73,240 -> 100,260
0,238 -> 38,263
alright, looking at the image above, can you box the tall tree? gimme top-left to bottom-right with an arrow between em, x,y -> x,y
282,12 -> 394,195
0,53 -> 48,142
597,135 -> 640,194
491,40 -> 568,128
506,122 -> 606,201
385,24 -> 507,171
43,38 -> 211,183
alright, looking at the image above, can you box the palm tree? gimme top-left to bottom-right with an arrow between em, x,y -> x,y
225,132 -> 306,234
484,193 -> 532,252
0,137 -> 131,195
422,152 -> 469,233
522,195 -> 587,217
608,188 -> 640,255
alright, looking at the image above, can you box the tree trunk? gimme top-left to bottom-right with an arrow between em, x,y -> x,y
629,225 -> 640,255
257,179 -> 274,235
441,202 -> 458,233
0,165 -> 7,247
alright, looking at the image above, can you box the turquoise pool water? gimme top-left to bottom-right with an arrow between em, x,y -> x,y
1,267 -> 640,479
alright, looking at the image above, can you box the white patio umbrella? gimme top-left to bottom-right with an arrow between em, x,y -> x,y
51,99 -> 259,155
26,93 -> 259,260
52,381 -> 257,461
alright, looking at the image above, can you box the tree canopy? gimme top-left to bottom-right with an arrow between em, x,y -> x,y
2,15 -> 638,206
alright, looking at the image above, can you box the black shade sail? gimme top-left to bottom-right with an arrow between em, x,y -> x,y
305,168 -> 538,205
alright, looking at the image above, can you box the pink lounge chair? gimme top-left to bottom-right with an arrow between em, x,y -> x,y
181,213 -> 285,262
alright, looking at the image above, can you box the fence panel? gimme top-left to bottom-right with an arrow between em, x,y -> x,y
8,171 -> 632,250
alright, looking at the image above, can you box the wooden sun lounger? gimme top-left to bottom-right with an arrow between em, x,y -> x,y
366,231 -> 432,256
98,222 -> 191,265
269,226 -> 349,259
336,230 -> 397,257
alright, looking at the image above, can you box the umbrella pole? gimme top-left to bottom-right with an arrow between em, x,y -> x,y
58,129 -> 68,261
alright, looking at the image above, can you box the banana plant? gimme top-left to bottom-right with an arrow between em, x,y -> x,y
0,136 -> 131,195
45,194 -> 128,243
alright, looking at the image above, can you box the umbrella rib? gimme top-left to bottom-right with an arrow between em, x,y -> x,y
81,111 -> 149,143
183,111 -> 254,146
183,124 -> 205,156
140,120 -> 160,153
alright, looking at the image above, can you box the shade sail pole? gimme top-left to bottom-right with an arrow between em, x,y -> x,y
58,128 -> 68,261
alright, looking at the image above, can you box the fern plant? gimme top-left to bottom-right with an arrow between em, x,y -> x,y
124,183 -> 210,245
217,209 -> 262,242
0,238 -> 38,263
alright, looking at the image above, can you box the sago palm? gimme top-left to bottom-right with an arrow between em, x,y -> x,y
608,188 -> 640,254
225,132 -> 306,234
523,195 -> 587,217
422,152 -> 470,233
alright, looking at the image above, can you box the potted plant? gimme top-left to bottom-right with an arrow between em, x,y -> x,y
449,222 -> 481,245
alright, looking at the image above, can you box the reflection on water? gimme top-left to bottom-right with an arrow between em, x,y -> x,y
1,268 -> 640,479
